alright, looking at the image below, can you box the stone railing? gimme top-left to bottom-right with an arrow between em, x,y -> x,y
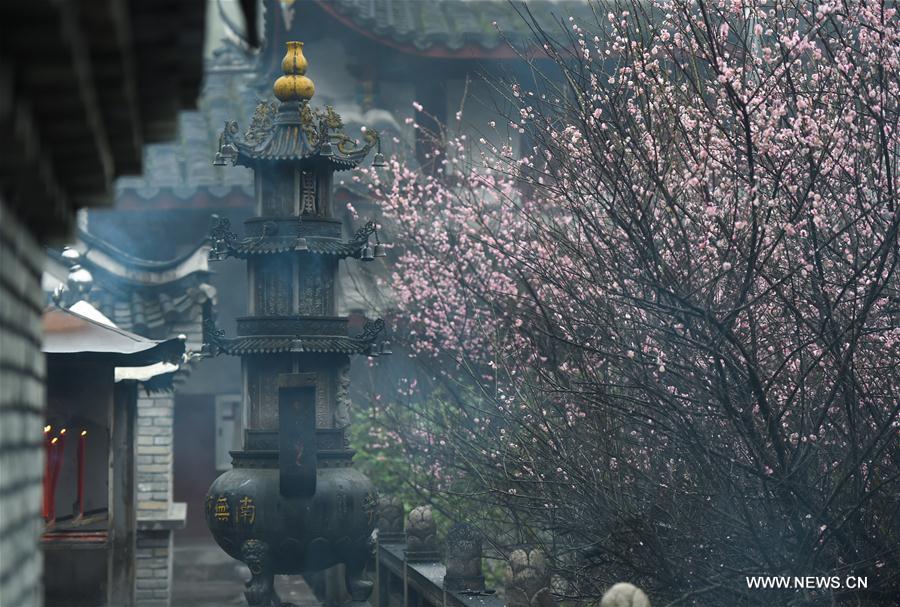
373,499 -> 651,607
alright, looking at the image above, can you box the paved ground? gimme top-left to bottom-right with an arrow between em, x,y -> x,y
172,539 -> 319,607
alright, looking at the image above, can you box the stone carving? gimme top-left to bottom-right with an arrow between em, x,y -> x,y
505,549 -> 556,607
334,366 -> 351,430
443,523 -> 485,593
376,496 -> 404,543
404,505 -> 440,562
315,373 -> 330,429
600,583 -> 650,607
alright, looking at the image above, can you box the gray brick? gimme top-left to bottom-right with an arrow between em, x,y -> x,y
137,445 -> 168,455
0,203 -> 44,607
140,407 -> 172,418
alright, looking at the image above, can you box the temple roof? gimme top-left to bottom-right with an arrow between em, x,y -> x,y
217,65 -> 380,170
113,2 -> 592,204
45,230 -> 216,346
42,306 -> 185,367
314,0 -> 595,57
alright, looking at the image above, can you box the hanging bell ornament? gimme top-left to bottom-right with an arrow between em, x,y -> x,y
295,236 -> 309,252
372,151 -> 385,167
213,151 -> 227,166
373,243 -> 386,258
380,341 -> 392,356
67,264 -> 94,294
320,140 -> 334,157
361,244 -> 375,262
61,247 -> 81,263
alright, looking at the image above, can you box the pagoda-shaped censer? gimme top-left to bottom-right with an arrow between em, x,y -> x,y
203,41 -> 389,607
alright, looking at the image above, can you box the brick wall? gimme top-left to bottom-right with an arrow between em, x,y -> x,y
135,530 -> 173,605
0,201 -> 46,607
136,395 -> 174,514
136,395 -> 175,605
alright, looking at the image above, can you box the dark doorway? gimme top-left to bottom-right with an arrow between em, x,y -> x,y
173,394 -> 217,538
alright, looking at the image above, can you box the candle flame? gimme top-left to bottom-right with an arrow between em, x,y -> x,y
80,430 -> 87,437
44,425 -> 51,433
51,437 -> 59,444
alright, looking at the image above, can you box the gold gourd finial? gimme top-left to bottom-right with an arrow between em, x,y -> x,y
273,41 -> 315,102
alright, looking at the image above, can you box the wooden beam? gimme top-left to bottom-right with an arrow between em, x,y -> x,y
0,57 -> 73,239
57,0 -> 115,187
82,0 -> 144,175
108,381 -> 137,607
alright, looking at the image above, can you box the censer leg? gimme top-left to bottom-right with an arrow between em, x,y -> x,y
344,560 -> 374,605
241,539 -> 282,607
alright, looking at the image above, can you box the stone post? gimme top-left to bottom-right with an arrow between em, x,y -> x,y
600,583 -> 650,607
404,505 -> 440,562
443,523 -> 485,593
376,496 -> 405,544
505,549 -> 556,607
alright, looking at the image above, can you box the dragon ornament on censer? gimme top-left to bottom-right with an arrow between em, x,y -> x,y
202,40 -> 391,607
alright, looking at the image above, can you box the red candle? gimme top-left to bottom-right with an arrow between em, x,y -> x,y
47,428 -> 67,523
42,425 -> 52,520
76,430 -> 87,518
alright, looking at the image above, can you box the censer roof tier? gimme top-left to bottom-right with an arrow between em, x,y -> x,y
203,317 -> 386,357
207,217 -> 381,262
213,41 -> 380,170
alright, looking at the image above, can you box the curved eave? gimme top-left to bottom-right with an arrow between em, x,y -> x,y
314,0 -> 528,59
216,335 -> 375,355
218,236 -> 364,259
232,125 -> 372,171
233,149 -> 370,171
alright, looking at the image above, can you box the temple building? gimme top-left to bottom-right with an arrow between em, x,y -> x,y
41,302 -> 185,607
44,231 -> 216,604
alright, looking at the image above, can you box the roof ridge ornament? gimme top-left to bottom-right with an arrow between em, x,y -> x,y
212,41 -> 381,169
273,41 -> 314,102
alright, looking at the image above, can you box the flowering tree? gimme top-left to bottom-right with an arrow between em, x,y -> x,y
360,1 -> 899,604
